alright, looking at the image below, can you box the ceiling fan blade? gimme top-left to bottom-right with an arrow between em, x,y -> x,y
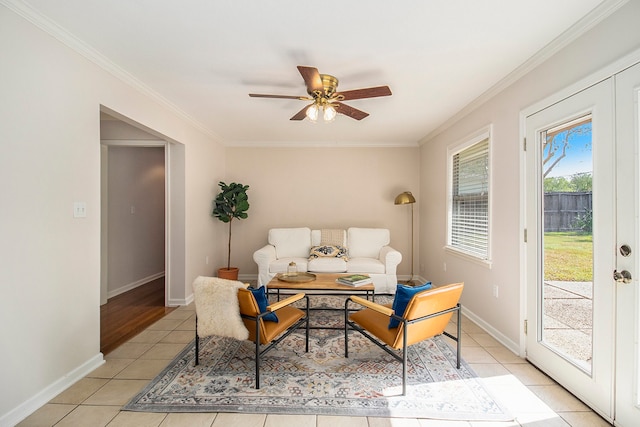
334,102 -> 369,120
249,93 -> 307,100
290,105 -> 310,121
337,86 -> 392,101
297,66 -> 323,94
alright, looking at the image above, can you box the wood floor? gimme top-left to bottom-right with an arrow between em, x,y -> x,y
100,277 -> 176,355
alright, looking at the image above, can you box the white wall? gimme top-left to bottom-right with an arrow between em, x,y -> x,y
418,0 -> 640,350
224,147 -> 421,279
0,6 -> 226,424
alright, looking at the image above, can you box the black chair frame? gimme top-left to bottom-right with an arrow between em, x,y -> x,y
195,295 -> 310,389
344,298 -> 461,395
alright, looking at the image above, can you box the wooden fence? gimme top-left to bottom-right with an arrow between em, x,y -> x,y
544,192 -> 592,232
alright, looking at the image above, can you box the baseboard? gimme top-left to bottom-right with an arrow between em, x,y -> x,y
396,274 -> 411,283
413,275 -> 429,284
238,273 -> 258,284
414,277 -> 520,354
0,353 -> 104,427
167,295 -> 191,307
184,294 -> 194,306
178,275 -> 255,307
107,272 -> 165,299
461,306 -> 520,355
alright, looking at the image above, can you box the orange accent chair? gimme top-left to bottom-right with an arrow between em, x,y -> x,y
195,288 -> 309,389
344,282 -> 464,395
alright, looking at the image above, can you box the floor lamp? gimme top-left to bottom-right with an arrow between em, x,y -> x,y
394,191 -> 416,284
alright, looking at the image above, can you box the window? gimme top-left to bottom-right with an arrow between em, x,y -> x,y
447,131 -> 490,261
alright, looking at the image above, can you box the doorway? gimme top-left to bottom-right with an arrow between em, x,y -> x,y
100,113 -> 169,354
525,62 -> 640,425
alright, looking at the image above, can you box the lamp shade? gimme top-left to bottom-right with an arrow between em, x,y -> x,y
394,191 -> 416,205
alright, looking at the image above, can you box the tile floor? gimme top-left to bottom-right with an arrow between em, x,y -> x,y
17,302 -> 613,427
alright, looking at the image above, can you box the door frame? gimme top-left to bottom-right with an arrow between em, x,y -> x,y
99,106 -> 187,308
613,61 -> 640,427
520,47 -> 640,356
519,48 -> 640,424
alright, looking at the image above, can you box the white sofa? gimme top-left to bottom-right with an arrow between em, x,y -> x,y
253,227 -> 402,294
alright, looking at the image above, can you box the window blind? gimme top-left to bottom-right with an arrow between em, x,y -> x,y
451,138 -> 489,259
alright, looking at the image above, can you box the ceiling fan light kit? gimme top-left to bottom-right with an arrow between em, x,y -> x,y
305,97 -> 337,122
323,104 -> 337,121
249,66 -> 392,122
306,104 -> 319,121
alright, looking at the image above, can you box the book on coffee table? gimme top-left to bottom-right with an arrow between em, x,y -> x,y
336,274 -> 372,286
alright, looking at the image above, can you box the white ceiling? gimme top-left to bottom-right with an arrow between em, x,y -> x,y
14,0 -> 612,146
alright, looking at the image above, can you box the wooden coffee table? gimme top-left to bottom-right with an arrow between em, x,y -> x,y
267,272 -> 375,300
266,273 -> 375,330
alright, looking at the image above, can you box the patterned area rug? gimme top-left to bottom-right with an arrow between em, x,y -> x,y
124,297 -> 511,420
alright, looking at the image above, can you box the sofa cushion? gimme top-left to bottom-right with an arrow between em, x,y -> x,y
348,228 -> 390,258
308,257 -> 347,273
346,257 -> 386,274
388,282 -> 433,328
269,228 -> 311,258
269,258 -> 308,274
308,245 -> 349,260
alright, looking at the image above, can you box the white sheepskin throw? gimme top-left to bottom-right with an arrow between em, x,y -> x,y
192,276 -> 249,340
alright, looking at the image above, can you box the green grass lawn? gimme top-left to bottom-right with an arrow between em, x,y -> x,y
544,232 -> 593,282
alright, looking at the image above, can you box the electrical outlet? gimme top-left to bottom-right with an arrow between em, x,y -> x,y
206,256 -> 209,265
493,285 -> 499,298
443,263 -> 447,271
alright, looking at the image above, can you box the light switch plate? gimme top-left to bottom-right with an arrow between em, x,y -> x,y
73,202 -> 87,218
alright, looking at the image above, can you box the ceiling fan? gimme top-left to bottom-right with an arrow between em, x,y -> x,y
249,66 -> 392,121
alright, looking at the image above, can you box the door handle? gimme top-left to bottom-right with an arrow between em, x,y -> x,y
613,269 -> 632,284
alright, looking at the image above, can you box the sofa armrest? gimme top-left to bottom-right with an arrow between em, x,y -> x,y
379,246 -> 402,274
253,244 -> 276,266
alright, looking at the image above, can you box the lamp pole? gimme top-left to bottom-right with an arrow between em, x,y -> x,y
410,201 -> 414,281
394,191 -> 416,285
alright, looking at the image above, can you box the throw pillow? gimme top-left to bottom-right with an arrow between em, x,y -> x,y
308,245 -> 349,261
320,229 -> 344,246
388,282 -> 432,328
249,286 -> 278,323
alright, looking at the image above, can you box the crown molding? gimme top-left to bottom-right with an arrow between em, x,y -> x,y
3,0 -> 625,148
1,0 -> 223,143
419,0 -> 629,145
225,140 -> 420,148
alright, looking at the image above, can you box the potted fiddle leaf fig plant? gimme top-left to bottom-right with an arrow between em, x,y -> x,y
211,181 -> 250,280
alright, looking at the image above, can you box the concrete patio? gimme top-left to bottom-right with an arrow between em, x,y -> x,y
543,281 -> 593,372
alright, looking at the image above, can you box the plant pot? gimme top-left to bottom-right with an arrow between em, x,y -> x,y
217,267 -> 239,280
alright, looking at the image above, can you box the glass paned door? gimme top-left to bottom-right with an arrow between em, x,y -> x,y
525,79 -> 615,420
